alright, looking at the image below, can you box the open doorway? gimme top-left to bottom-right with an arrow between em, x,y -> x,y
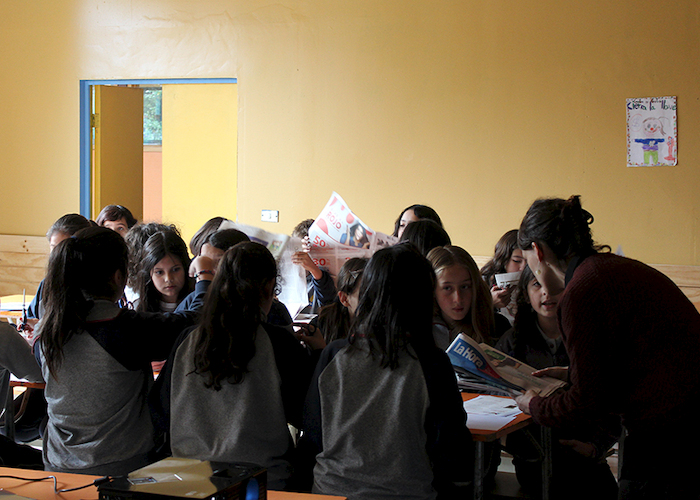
143,86 -> 163,222
79,78 -> 238,243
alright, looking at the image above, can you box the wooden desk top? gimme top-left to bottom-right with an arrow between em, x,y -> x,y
0,294 -> 33,322
0,310 -> 22,321
0,468 -> 345,500
0,468 -> 101,500
462,392 -> 532,442
9,379 -> 45,390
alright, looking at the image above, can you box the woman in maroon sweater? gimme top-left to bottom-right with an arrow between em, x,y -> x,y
514,195 -> 700,500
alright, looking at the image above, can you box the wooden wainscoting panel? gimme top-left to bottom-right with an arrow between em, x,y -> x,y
473,255 -> 700,312
0,235 -> 49,297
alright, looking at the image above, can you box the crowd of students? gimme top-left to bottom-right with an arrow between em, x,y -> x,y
1,197 -> 698,500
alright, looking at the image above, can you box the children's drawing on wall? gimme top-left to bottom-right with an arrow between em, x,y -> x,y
626,96 -> 677,167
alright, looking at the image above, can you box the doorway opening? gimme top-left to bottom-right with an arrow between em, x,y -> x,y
79,78 -> 238,243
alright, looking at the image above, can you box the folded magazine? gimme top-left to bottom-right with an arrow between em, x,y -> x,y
446,333 -> 566,397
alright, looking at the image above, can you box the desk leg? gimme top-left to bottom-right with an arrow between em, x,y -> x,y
541,426 -> 553,500
473,441 -> 484,500
3,382 -> 16,442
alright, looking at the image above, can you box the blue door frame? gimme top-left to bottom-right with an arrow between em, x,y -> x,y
79,78 -> 237,218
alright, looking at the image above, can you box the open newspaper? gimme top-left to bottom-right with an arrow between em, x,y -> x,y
446,333 -> 566,397
307,192 -> 398,276
219,221 -> 309,317
217,194 -> 398,317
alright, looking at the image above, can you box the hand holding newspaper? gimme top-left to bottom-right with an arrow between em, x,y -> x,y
493,271 -> 521,323
218,193 -> 399,318
446,333 -> 567,397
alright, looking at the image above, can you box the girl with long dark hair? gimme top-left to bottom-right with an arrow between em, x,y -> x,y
480,229 -> 526,316
134,230 -> 193,314
314,257 -> 367,344
303,244 -> 472,499
36,227 -> 212,475
497,265 -> 618,500
159,242 -> 313,490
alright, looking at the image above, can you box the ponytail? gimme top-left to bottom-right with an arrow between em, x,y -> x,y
518,195 -> 610,261
317,257 -> 368,343
38,227 -> 128,378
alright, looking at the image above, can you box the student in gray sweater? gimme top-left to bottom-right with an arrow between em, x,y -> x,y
302,243 -> 473,500
35,227 -> 213,476
155,242 -> 314,490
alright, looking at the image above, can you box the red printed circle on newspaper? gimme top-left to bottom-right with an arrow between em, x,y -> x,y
346,213 -> 355,224
316,218 -> 329,234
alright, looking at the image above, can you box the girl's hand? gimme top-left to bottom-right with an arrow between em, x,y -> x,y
190,255 -> 216,280
18,317 -> 39,335
292,251 -> 323,280
301,236 -> 312,252
490,285 -> 513,309
294,323 -> 326,350
532,366 -> 568,381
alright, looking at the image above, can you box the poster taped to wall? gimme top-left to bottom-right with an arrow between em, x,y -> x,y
626,96 -> 677,167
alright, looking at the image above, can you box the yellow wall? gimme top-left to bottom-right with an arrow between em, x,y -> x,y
1,1 -> 699,264
143,148 -> 163,222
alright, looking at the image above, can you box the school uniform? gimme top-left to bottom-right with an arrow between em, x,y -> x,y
302,338 -> 473,500
153,322 -> 313,490
37,280 -> 208,476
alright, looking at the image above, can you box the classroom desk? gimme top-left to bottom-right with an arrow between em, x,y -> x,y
0,310 -> 22,322
463,392 -> 552,500
0,467 -> 346,500
0,294 -> 33,323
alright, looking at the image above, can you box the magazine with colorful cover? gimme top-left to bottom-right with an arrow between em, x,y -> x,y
446,333 -> 566,397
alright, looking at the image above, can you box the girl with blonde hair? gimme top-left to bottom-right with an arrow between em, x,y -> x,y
427,245 -> 498,349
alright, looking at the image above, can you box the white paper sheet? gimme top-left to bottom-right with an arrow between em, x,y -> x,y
463,395 -> 522,431
465,413 -> 517,431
